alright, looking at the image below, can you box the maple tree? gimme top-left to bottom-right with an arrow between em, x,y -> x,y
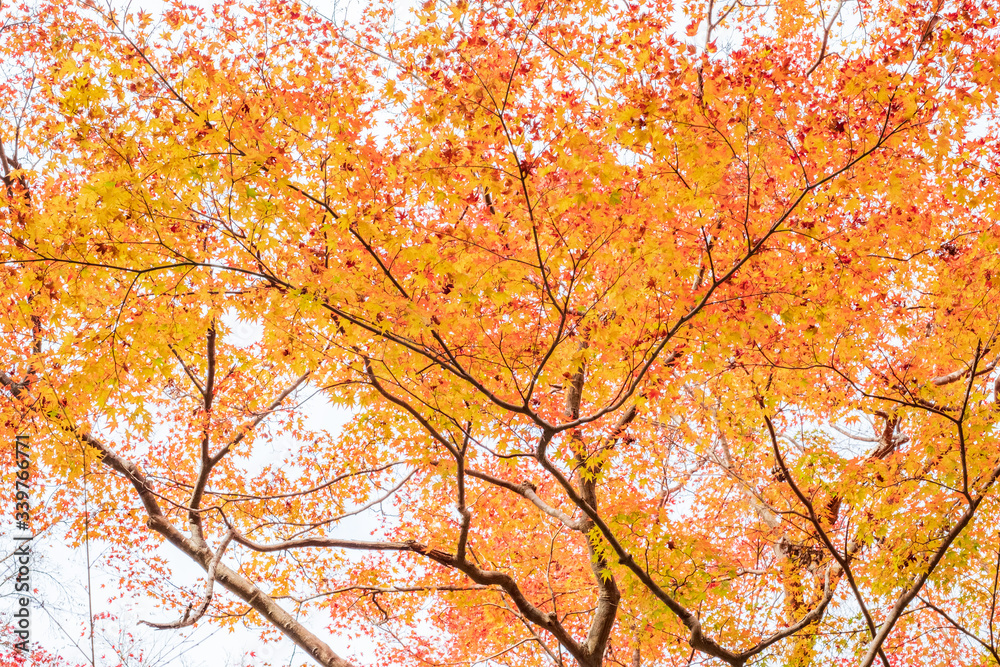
4,0 -> 1000,665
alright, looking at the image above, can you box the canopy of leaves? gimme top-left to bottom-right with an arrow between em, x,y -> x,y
4,0 -> 1000,666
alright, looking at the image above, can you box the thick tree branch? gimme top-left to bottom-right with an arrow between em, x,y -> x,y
233,528 -> 594,665
189,326 -> 218,546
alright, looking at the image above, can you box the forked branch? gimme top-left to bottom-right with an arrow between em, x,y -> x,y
142,529 -> 235,629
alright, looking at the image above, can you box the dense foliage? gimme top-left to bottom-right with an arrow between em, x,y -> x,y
4,0 -> 1000,665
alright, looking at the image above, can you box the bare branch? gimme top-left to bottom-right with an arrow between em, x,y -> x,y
465,469 -> 586,531
930,354 -> 999,387
142,529 -> 235,629
805,0 -> 847,76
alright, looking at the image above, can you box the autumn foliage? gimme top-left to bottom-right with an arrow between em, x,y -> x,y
4,0 -> 1000,665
